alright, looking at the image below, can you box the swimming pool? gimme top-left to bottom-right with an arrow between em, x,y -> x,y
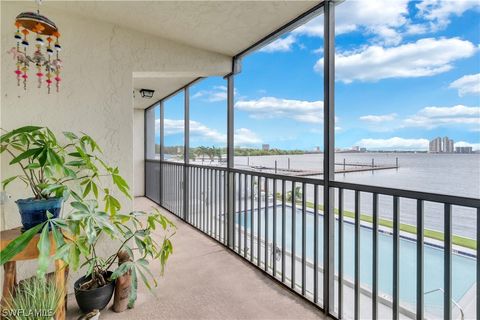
236,204 -> 476,313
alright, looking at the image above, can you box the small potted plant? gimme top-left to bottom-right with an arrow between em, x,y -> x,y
70,200 -> 175,312
0,126 -> 130,231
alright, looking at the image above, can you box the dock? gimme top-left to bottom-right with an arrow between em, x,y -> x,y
247,159 -> 399,177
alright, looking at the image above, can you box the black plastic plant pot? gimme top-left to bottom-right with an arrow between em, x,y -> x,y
16,197 -> 63,231
74,271 -> 115,313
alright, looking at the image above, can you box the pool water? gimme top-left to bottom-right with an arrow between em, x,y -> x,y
236,205 -> 476,312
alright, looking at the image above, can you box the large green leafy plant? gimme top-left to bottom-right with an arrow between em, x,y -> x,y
0,126 -> 175,307
1,126 -> 129,213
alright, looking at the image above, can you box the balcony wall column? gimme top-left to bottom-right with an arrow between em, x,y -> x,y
226,72 -> 235,248
323,0 -> 335,315
183,87 -> 190,222
160,100 -> 165,206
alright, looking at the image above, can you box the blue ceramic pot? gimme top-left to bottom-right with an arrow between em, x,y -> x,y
15,197 -> 63,230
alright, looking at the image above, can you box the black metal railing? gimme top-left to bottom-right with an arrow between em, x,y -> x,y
145,159 -> 480,320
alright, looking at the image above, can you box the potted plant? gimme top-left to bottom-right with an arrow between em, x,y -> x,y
3,276 -> 63,320
0,126 -> 175,314
70,200 -> 175,312
0,126 -> 130,230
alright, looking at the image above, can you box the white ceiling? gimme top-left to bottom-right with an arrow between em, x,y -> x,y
46,1 -> 322,56
44,1 -> 324,108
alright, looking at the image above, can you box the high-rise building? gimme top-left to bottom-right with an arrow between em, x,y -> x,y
443,136 -> 454,153
429,137 -> 442,153
429,137 -> 455,153
262,144 -> 270,151
456,146 -> 473,154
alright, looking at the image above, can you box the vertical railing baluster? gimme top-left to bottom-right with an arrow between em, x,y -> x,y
477,208 -> 479,320
338,188 -> 343,317
224,170 -> 228,245
203,168 -> 206,232
354,190 -> 360,319
238,173 -> 242,253
174,165 -> 176,212
210,169 -> 213,236
273,179 -> 277,278
393,196 -> 400,320
372,193 -> 378,320
301,182 -> 306,296
314,185 -> 319,304
217,170 -> 220,240
233,173 -> 237,250
257,176 -> 262,267
292,181 -> 296,290
416,199 -> 424,320
197,167 -> 200,229
205,168 -> 208,233
282,180 -> 286,283
213,170 -> 217,239
444,204 -> 452,320
250,174 -> 254,262
265,178 -> 269,272
175,165 -> 177,215
188,166 -> 191,223
244,173 -> 248,258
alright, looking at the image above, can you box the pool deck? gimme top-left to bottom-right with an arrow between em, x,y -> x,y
66,197 -> 326,320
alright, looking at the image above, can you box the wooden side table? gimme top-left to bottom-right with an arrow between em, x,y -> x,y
0,227 -> 67,320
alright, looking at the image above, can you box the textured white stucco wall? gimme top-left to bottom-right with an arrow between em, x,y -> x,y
133,109 -> 145,197
1,2 -> 230,290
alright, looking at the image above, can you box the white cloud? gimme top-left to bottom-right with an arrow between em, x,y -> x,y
235,97 -> 323,123
416,0 -> 480,31
260,35 -> 296,53
449,73 -> 480,96
404,105 -> 480,129
315,37 -> 477,83
161,119 -> 260,146
455,141 -> 480,151
163,119 -> 225,142
360,113 -> 397,122
234,128 -> 261,145
417,105 -> 479,117
294,0 -> 409,45
357,137 -> 429,150
192,85 -> 228,102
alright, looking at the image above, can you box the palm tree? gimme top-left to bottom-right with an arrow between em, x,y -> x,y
286,186 -> 302,203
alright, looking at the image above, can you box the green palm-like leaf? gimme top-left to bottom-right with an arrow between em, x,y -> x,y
0,223 -> 44,265
37,223 -> 52,276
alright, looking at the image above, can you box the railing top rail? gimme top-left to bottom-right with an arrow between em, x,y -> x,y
331,181 -> 480,209
229,167 -> 326,185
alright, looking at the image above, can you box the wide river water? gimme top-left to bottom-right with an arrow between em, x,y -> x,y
233,153 -> 480,239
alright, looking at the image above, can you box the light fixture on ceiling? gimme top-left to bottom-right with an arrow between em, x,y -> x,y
9,0 -> 62,93
139,89 -> 155,99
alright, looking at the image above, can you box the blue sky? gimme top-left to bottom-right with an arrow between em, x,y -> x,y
162,0 -> 480,151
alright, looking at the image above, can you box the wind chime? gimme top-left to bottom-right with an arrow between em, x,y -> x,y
9,0 -> 62,93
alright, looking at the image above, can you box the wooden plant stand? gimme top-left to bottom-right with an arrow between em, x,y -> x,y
0,227 -> 67,320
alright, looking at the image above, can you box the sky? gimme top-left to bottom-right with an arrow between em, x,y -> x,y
159,0 -> 480,152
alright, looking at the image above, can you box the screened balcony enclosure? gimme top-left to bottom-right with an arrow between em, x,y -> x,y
143,2 -> 480,320
2,0 -> 478,320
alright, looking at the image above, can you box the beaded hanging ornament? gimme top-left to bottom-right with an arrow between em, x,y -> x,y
9,1 -> 62,93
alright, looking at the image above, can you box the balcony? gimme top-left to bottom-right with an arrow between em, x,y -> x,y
1,1 -> 479,320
